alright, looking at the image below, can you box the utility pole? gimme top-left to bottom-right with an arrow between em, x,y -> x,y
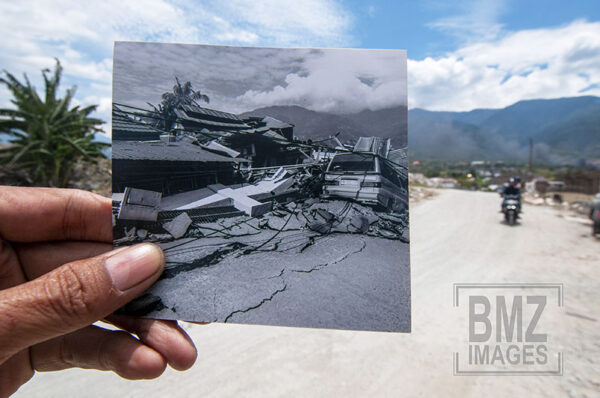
529,138 -> 533,173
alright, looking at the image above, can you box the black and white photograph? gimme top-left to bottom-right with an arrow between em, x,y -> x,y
111,42 -> 409,332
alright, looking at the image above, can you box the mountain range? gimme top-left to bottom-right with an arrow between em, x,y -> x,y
240,105 -> 408,148
5,96 -> 595,166
243,96 -> 600,164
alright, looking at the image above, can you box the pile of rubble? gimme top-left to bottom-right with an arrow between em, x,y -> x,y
263,199 -> 409,242
522,192 -> 594,217
115,197 -> 409,246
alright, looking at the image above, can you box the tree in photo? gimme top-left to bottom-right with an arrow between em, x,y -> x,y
148,77 -> 210,132
0,59 -> 107,187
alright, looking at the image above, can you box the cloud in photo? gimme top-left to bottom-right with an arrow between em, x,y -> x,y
114,42 -> 406,115
236,49 -> 407,113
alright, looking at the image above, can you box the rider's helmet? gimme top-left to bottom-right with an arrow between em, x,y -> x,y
508,177 -> 516,186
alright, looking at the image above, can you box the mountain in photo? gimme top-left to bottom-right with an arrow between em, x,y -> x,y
239,105 -> 408,148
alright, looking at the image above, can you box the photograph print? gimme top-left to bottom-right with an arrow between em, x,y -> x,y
111,42 -> 409,332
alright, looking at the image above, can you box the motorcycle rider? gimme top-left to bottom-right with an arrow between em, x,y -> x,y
502,177 -> 521,197
501,177 -> 522,217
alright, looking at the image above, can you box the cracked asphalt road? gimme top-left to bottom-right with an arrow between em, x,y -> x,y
146,231 -> 410,332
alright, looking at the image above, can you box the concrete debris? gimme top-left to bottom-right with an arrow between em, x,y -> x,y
263,199 -> 408,241
219,187 -> 272,217
147,233 -> 176,242
162,212 -> 192,239
306,208 -> 335,234
348,215 -> 370,233
174,177 -> 295,216
117,187 -> 162,221
113,226 -> 138,245
136,229 -> 148,239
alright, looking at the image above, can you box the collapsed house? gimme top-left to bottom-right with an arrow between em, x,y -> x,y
169,103 -> 307,167
173,104 -> 250,133
112,105 -> 163,141
112,140 -> 248,195
112,101 -> 409,248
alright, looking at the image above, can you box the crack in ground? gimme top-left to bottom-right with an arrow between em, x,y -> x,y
161,241 -> 248,279
267,269 -> 285,279
222,238 -> 367,321
223,282 -> 288,323
292,238 -> 367,274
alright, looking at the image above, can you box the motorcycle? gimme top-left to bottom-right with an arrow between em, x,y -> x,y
591,207 -> 600,236
501,194 -> 521,225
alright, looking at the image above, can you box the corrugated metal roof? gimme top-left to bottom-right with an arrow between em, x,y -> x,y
175,109 -> 250,130
181,104 -> 243,122
112,115 -> 163,134
112,140 -> 248,163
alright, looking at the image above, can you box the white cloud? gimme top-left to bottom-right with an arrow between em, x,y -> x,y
2,0 -> 598,121
219,0 -> 353,47
409,20 -> 600,111
0,0 -> 354,133
426,0 -> 506,42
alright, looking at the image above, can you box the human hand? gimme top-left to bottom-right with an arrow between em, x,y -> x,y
0,187 -> 197,396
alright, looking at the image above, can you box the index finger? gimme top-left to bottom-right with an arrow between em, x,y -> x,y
0,186 -> 112,243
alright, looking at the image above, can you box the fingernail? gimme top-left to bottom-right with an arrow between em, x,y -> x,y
105,244 -> 164,291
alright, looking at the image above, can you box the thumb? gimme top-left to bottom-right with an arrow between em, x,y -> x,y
0,243 -> 164,362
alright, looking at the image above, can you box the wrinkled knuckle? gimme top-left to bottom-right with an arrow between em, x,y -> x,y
58,335 -> 75,367
44,264 -> 93,322
61,191 -> 84,240
96,333 -> 116,371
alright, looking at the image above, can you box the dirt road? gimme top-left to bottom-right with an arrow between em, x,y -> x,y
16,189 -> 599,397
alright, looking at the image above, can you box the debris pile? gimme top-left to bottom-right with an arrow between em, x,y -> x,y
522,191 -> 594,217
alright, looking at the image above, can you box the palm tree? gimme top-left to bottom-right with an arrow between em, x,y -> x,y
0,59 -> 107,187
148,77 -> 210,131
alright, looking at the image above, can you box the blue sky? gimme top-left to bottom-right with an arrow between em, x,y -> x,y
348,1 -> 600,57
0,0 -> 598,135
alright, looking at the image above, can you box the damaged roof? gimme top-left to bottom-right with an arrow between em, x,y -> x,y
112,140 -> 249,163
180,104 -> 244,122
262,116 -> 293,129
175,109 -> 250,130
112,110 -> 166,141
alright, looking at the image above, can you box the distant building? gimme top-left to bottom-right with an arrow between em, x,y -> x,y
430,177 -> 458,189
525,177 -> 549,194
561,169 -> 600,194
